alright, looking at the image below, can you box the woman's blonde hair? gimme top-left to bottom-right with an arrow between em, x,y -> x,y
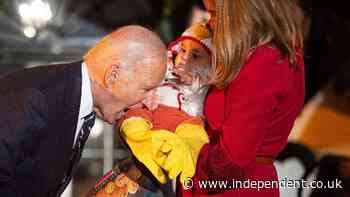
211,0 -> 304,89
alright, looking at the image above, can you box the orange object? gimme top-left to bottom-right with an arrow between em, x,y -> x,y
94,173 -> 139,197
295,104 -> 350,157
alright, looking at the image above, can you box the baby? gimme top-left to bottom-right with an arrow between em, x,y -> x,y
157,22 -> 212,118
89,23 -> 212,197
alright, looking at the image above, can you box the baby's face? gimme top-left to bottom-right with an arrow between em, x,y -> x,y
174,39 -> 211,76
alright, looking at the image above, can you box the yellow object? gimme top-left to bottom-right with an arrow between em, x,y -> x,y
120,117 -> 179,184
121,117 -> 153,141
161,123 -> 209,183
121,118 -> 209,184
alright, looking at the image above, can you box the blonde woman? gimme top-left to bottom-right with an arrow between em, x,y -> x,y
176,0 -> 306,196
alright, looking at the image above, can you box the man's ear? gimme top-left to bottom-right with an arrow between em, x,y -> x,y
104,64 -> 120,88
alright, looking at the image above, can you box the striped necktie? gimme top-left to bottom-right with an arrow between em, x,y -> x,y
56,111 -> 96,196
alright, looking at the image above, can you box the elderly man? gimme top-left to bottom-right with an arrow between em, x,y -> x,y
0,25 -> 167,197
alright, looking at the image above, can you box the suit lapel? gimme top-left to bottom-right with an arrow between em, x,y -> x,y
63,61 -> 83,149
52,61 -> 83,196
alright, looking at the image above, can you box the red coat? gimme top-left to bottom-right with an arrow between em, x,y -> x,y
180,44 -> 305,197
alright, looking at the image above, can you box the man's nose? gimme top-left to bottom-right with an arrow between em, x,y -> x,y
182,52 -> 190,61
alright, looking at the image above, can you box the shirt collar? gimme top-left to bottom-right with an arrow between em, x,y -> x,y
80,62 -> 94,119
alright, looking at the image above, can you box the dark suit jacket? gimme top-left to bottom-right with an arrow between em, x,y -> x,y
0,61 -> 83,197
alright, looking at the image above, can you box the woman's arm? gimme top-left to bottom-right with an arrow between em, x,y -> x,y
192,47 -> 283,190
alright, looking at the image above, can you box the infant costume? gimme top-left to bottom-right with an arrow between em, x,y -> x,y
88,23 -> 212,197
127,22 -> 213,132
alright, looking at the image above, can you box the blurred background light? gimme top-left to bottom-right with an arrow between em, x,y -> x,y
23,26 -> 36,38
18,0 -> 52,28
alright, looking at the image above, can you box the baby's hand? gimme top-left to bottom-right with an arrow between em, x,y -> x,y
171,67 -> 193,85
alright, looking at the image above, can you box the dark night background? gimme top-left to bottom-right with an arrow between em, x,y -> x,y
1,0 -> 349,101
1,0 -> 350,196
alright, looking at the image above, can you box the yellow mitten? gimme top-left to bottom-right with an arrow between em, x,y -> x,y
175,123 -> 209,161
120,117 -> 178,184
160,123 -> 209,184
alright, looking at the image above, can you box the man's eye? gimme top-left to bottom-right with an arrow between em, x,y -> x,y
181,48 -> 186,53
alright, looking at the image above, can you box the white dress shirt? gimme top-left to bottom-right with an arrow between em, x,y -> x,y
73,62 -> 94,147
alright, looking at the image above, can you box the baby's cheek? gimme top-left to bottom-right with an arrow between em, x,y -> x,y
173,54 -> 181,67
174,54 -> 188,69
174,61 -> 185,70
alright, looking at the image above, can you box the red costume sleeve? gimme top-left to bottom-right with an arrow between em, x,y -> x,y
123,107 -> 153,122
152,105 -> 204,131
191,46 -> 286,193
